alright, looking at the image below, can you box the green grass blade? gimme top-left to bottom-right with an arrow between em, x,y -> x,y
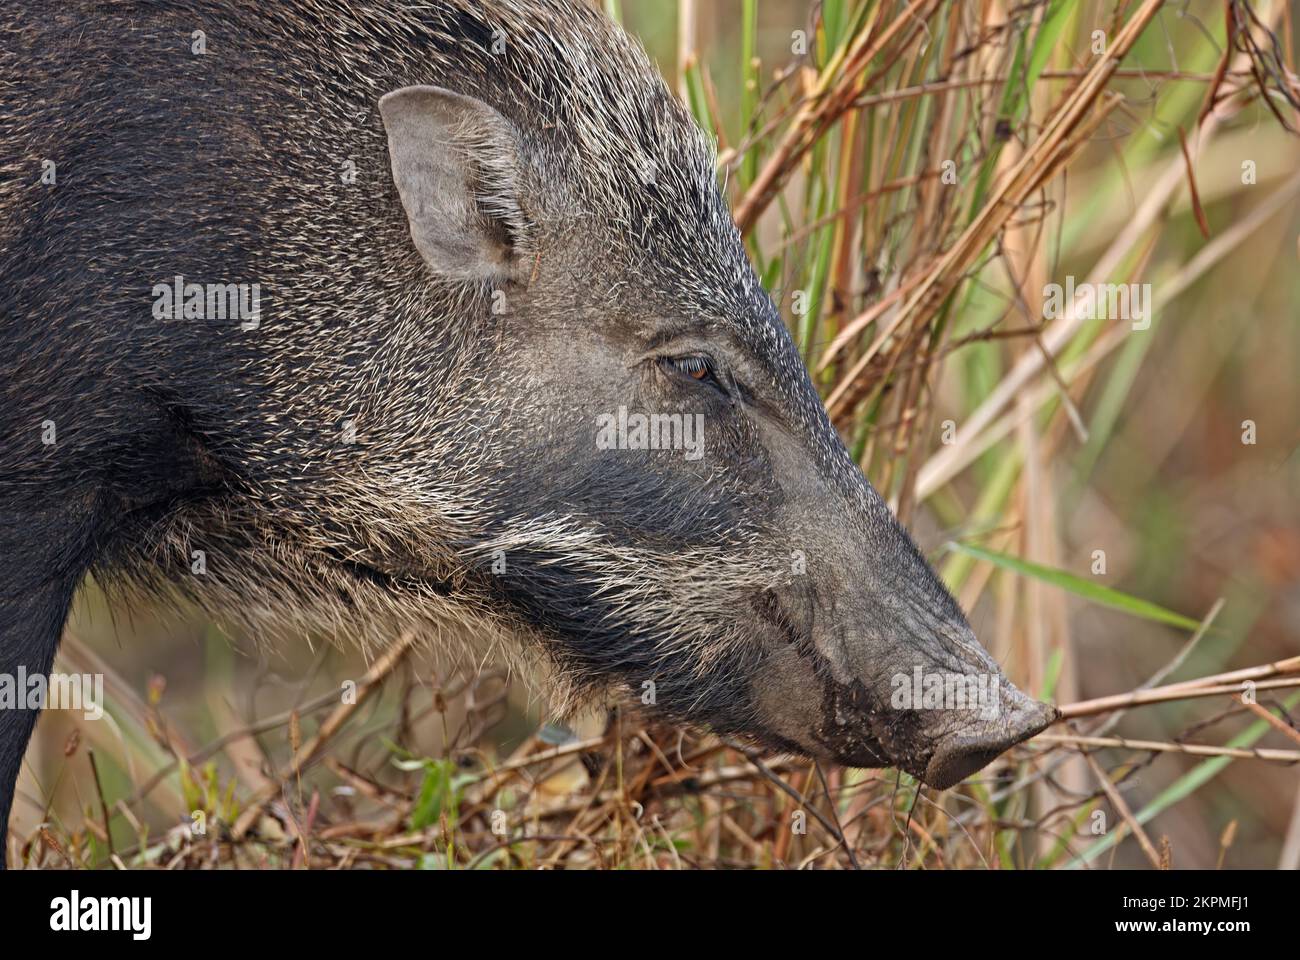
1025,0 -> 1073,89
739,0 -> 759,188
946,541 -> 1202,631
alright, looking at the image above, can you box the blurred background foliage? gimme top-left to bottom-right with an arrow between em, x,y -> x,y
15,0 -> 1300,868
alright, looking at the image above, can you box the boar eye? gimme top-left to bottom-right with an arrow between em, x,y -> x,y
660,354 -> 720,388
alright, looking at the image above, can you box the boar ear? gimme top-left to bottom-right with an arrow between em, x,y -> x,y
379,85 -> 529,283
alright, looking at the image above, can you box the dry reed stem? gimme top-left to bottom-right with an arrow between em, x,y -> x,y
1036,733 -> 1300,765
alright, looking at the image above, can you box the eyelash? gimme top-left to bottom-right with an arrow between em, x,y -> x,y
660,354 -> 723,390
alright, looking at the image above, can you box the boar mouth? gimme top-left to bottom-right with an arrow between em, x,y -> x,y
752,591 -> 1053,786
810,651 -> 1058,789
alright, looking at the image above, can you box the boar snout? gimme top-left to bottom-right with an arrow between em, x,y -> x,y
865,622 -> 1060,789
922,687 -> 1058,789
754,531 -> 1058,789
752,593 -> 1059,789
819,660 -> 1057,790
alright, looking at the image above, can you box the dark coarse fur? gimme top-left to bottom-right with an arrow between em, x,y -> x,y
0,0 -> 1056,864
